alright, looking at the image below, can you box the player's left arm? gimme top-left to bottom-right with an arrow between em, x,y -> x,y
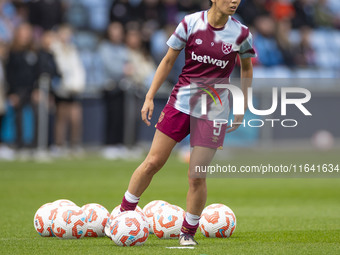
227,57 -> 253,133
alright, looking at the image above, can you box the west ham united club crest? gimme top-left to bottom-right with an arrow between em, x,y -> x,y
222,42 -> 233,55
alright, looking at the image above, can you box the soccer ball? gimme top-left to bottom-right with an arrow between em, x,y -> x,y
104,205 -> 145,238
105,213 -> 116,238
143,200 -> 169,234
199,204 -> 236,238
110,205 -> 144,219
81,203 -> 110,237
51,205 -> 87,239
109,211 -> 149,246
312,130 -> 334,150
53,199 -> 77,207
153,204 -> 185,239
33,202 -> 58,237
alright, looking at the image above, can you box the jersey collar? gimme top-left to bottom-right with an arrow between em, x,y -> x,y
205,10 -> 231,31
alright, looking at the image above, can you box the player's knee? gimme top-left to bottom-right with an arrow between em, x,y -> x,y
143,156 -> 164,175
188,178 -> 206,189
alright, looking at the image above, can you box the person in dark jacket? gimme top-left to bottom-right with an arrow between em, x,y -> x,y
6,23 -> 39,149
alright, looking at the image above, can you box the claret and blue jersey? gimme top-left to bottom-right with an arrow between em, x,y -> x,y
166,10 -> 256,120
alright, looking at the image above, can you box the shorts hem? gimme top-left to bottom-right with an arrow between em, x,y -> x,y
156,126 -> 182,143
190,142 -> 224,150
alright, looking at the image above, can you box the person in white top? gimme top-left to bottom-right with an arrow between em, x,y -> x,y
50,25 -> 85,154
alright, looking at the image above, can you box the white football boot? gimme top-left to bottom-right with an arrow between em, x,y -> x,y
179,233 -> 198,246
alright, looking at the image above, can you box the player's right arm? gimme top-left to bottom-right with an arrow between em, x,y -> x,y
141,48 -> 181,126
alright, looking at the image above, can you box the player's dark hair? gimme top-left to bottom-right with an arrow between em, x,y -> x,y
209,0 -> 212,7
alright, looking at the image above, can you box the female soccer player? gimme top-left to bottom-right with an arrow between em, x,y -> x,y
119,0 -> 256,245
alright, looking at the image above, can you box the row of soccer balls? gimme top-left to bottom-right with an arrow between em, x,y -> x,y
34,199 -> 236,246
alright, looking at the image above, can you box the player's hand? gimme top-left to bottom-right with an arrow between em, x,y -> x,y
141,98 -> 154,126
226,114 -> 244,133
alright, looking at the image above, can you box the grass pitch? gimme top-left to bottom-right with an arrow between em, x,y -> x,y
0,149 -> 339,255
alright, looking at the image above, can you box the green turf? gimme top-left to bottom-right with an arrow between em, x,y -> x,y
0,149 -> 339,255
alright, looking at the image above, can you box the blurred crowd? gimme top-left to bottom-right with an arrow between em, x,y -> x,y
238,0 -> 340,67
0,0 -> 339,160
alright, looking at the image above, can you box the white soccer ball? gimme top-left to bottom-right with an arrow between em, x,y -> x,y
104,205 -> 145,238
53,199 -> 77,207
33,202 -> 58,237
199,204 -> 236,238
110,205 -> 144,219
81,203 -> 110,237
51,205 -> 87,239
153,204 -> 185,239
109,211 -> 149,246
312,130 -> 335,151
143,200 -> 169,234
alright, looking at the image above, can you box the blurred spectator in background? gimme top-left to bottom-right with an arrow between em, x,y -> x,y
292,0 -> 316,28
0,0 -> 27,43
162,0 -> 179,25
178,0 -> 200,15
150,24 -> 174,65
50,24 -> 85,156
150,23 -> 184,84
0,40 -> 13,160
276,18 -> 295,66
139,0 -> 167,51
5,23 -> 39,152
125,25 -> 156,89
254,15 -> 284,66
11,1 -> 28,25
98,21 -> 129,159
199,0 -> 211,10
140,0 -> 166,27
0,60 -> 5,154
314,0 -> 335,28
117,25 -> 156,148
27,0 -> 64,31
63,0 -> 89,30
0,44 -> 5,136
65,0 -> 110,32
109,0 -> 139,26
269,0 -> 295,22
74,30 -> 105,94
327,0 -> 340,28
0,0 -> 15,43
293,26 -> 315,67
236,0 -> 269,26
